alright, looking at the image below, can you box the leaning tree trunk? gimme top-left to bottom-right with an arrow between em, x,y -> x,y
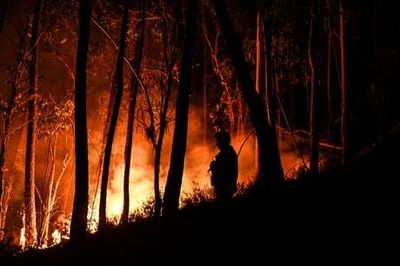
211,0 -> 284,184
24,0 -> 43,247
70,0 -> 92,243
339,0 -> 347,166
308,6 -> 320,176
162,0 -> 198,217
121,0 -> 146,224
99,0 -> 130,229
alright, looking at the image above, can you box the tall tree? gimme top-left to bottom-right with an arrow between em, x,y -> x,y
211,0 -> 284,184
339,0 -> 347,166
121,0 -> 146,224
326,0 -> 334,141
0,20 -> 28,222
259,2 -> 276,128
162,0 -> 198,216
254,8 -> 262,170
98,0 -> 130,229
308,4 -> 320,176
24,0 -> 43,247
70,0 -> 92,243
153,1 -> 179,218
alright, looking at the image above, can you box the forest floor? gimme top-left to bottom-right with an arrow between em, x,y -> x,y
1,128 -> 398,265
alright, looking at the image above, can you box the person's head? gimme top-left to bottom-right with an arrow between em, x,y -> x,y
214,131 -> 231,150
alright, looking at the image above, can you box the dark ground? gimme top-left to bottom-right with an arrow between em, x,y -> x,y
1,128 -> 398,265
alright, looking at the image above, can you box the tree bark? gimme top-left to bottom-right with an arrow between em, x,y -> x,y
339,0 -> 347,166
326,0 -> 333,141
162,0 -> 198,216
39,136 -> 57,246
24,0 -> 43,247
99,0 -> 130,229
254,9 -> 262,171
153,2 -> 180,217
260,3 -> 278,147
211,0 -> 284,184
121,0 -> 146,224
308,5 -> 320,176
70,0 -> 92,243
0,21 -> 27,218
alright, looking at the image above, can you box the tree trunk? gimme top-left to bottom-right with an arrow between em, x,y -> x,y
326,0 -> 333,141
24,0 -> 43,247
99,0 -> 130,229
339,0 -> 347,166
39,136 -> 57,246
162,0 -> 198,216
254,9 -> 262,171
261,11 -> 274,125
39,138 -> 69,246
256,10 -> 262,96
260,3 -> 279,158
203,39 -> 208,144
308,6 -> 320,176
153,3 -> 180,217
121,0 -> 146,224
211,0 -> 284,184
0,23 -> 27,218
70,0 -> 92,243
154,63 -> 175,217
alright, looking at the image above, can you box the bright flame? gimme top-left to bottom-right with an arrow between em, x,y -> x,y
19,226 -> 25,249
51,229 -> 61,246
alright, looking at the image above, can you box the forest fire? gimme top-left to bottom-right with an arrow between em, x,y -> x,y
1,0 -> 396,260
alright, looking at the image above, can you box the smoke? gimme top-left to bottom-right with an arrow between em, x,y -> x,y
85,103 -> 307,223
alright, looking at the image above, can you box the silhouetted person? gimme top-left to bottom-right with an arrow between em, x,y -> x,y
209,131 -> 238,204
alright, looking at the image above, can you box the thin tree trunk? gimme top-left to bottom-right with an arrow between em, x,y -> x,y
261,13 -> 273,124
24,0 -> 43,247
308,6 -> 319,176
203,39 -> 208,144
99,0 -> 130,229
236,80 -> 244,139
0,176 -> 12,235
274,71 -> 282,141
254,10 -> 262,171
339,0 -> 347,166
153,2 -> 178,217
211,0 -> 284,184
39,136 -> 58,246
0,23 -> 27,215
154,62 -> 175,217
121,0 -> 146,224
260,1 -> 280,162
152,0 -> 175,218
70,0 -> 92,243
162,0 -> 198,216
256,10 -> 261,95
326,0 -> 333,141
